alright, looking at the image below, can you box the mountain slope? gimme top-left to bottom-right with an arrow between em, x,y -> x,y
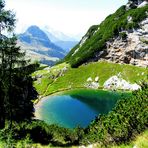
18,25 -> 66,65
43,27 -> 78,52
64,2 -> 148,67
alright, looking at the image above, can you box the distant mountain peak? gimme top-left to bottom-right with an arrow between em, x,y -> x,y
26,25 -> 50,42
18,25 -> 67,65
27,25 -> 40,31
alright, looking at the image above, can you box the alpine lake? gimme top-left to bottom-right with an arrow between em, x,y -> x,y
35,89 -> 130,129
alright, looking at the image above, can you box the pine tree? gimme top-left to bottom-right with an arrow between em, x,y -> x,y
0,0 -> 16,129
0,0 -> 38,129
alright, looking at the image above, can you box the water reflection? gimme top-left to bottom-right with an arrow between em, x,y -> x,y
35,89 -> 129,128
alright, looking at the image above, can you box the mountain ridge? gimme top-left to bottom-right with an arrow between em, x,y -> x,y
18,25 -> 66,65
63,2 -> 148,68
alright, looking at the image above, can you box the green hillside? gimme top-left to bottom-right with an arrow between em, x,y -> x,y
1,0 -> 148,147
33,61 -> 147,97
63,5 -> 148,67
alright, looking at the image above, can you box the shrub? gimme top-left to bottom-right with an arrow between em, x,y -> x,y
82,82 -> 148,146
119,32 -> 127,40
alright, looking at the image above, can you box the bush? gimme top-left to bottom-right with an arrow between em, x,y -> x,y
119,32 -> 127,40
0,120 -> 84,147
0,84 -> 147,147
82,82 -> 148,146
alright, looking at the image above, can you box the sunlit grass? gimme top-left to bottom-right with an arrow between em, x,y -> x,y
33,61 -> 147,96
35,61 -> 147,96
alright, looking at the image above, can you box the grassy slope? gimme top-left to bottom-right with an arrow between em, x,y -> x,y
32,63 -> 70,95
33,61 -> 147,96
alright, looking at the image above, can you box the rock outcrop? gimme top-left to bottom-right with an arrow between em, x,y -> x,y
103,76 -> 141,91
103,18 -> 148,67
85,76 -> 99,89
126,0 -> 148,10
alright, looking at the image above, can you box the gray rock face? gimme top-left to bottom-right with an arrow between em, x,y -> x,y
129,0 -> 146,6
138,1 -> 148,7
126,0 -> 147,10
103,75 -> 141,91
102,18 -> 148,67
85,77 -> 99,89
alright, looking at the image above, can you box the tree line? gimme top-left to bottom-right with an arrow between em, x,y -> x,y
0,0 -> 39,129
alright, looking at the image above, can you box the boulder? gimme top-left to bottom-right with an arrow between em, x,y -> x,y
95,76 -> 99,82
103,75 -> 141,90
87,77 -> 93,82
138,1 -> 148,8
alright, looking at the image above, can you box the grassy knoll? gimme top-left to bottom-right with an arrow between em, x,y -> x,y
33,61 -> 147,96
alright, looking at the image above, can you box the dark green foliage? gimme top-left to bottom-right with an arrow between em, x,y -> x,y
119,32 -> 127,40
0,0 -> 39,129
6,69 -> 38,122
0,120 -> 84,146
141,39 -> 148,44
0,0 -> 16,128
64,5 -> 148,67
0,83 -> 147,147
82,82 -> 148,146
0,0 -> 16,32
0,36 -> 39,125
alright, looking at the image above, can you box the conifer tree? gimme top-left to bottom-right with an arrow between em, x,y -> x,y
0,0 -> 38,129
0,0 -> 16,129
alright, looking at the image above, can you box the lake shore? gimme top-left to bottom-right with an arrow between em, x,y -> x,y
34,86 -> 131,105
34,88 -> 131,128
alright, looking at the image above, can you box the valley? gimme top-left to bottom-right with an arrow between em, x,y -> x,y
31,1 -> 148,147
0,0 -> 148,147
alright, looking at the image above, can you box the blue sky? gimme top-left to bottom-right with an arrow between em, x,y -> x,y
5,0 -> 128,37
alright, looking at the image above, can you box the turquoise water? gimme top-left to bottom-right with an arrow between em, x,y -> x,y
35,89 -> 129,128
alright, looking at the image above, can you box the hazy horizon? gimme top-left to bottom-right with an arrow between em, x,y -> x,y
5,0 -> 128,38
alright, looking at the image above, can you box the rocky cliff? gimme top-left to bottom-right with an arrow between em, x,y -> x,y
104,18 -> 148,67
126,0 -> 148,10
102,1 -> 148,67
